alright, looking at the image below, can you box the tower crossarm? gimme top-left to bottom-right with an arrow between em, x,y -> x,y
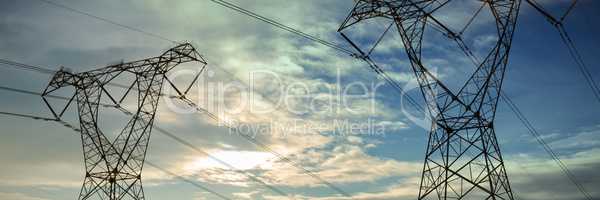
41,43 -> 206,118
85,43 -> 206,78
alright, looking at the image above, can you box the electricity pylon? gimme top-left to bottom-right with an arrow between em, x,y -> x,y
339,1 -> 520,199
42,43 -> 207,200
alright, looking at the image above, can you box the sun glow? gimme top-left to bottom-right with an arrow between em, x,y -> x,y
184,150 -> 276,171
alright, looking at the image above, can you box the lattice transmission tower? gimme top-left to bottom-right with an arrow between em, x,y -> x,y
339,0 -> 520,199
42,43 -> 207,200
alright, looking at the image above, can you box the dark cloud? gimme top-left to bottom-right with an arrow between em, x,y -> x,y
511,157 -> 600,200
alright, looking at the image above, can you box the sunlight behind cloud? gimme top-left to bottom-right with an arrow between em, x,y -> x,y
184,150 -> 276,171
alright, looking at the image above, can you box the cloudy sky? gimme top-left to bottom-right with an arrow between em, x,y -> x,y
1,0 -> 599,200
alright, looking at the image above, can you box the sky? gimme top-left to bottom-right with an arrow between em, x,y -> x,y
0,0 -> 599,200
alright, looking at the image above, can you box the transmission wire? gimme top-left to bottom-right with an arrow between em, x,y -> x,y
0,97 -> 232,200
24,0 -> 361,196
525,0 -> 600,103
0,84 -> 287,199
0,66 -> 293,198
20,0 -> 596,198
423,5 -> 593,199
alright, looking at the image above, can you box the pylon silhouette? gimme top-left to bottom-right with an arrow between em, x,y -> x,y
339,1 -> 520,199
42,43 -> 206,200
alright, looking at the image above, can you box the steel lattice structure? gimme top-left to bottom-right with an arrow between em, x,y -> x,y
42,43 -> 206,200
339,0 -> 520,199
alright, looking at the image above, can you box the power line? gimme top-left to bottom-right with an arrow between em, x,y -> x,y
10,0 -> 356,195
341,2 -> 521,198
500,94 -> 593,200
0,59 -> 57,74
525,0 -> 600,103
0,111 -> 55,121
421,5 -> 593,199
517,3 -> 599,197
0,84 -> 287,198
37,0 -> 177,44
339,32 -> 426,114
146,160 -> 231,200
18,0 -> 595,198
208,0 -> 426,114
0,59 -> 196,104
34,0 -> 425,121
1,57 -> 352,198
144,161 -> 233,200
0,103 -> 232,200
0,57 -> 348,198
459,1 -> 485,36
176,97 -> 353,197
210,0 -> 427,117
208,0 -> 355,55
368,2 -> 593,198
0,85 -> 63,101
555,24 -> 600,103
0,56 -> 370,197
560,0 -> 579,22
0,74 -> 291,197
188,58 -> 420,193
115,107 -> 291,198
